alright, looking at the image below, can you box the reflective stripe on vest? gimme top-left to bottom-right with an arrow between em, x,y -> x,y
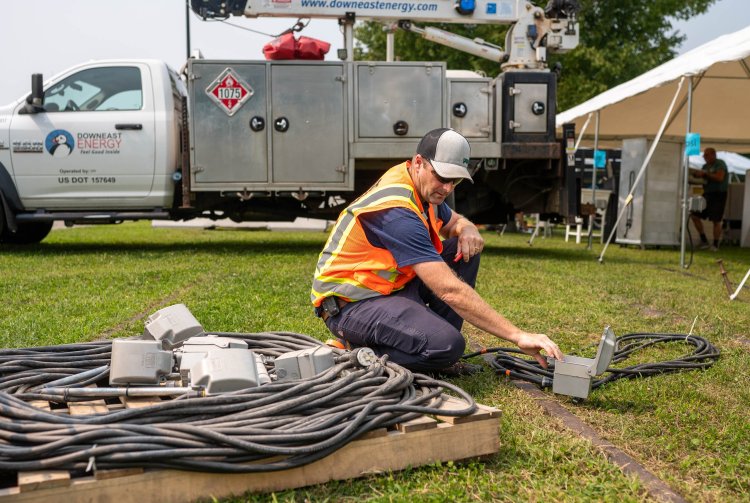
311,163 -> 444,306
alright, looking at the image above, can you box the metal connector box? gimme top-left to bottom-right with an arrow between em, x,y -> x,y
552,326 -> 616,399
274,346 -> 335,381
177,335 -> 249,373
190,348 -> 261,394
143,304 -> 204,348
110,339 -> 174,385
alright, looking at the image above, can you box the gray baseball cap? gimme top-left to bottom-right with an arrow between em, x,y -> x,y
416,128 -> 473,183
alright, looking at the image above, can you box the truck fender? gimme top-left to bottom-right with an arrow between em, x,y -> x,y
0,161 -> 22,233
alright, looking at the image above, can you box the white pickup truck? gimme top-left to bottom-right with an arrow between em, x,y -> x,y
0,1 -> 581,244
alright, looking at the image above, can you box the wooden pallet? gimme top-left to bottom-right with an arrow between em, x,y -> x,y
0,395 -> 500,503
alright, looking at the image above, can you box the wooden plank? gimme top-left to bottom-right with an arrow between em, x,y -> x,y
358,427 -> 388,439
476,403 -> 502,418
0,412 -> 501,503
121,396 -> 164,409
17,471 -> 71,493
94,468 -> 144,481
28,400 -> 51,412
67,400 -> 109,416
434,395 -> 500,424
395,415 -> 438,433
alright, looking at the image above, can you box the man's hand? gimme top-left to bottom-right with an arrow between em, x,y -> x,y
514,332 -> 564,368
456,220 -> 484,262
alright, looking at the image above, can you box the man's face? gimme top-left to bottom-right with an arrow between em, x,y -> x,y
413,155 -> 459,205
703,149 -> 716,164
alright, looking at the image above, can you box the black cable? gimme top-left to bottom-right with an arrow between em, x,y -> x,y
464,332 -> 720,392
0,335 -> 477,474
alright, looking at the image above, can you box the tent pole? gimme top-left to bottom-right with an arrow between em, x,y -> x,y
587,111 -> 600,249
598,77 -> 686,264
680,77 -> 694,268
574,113 -> 593,151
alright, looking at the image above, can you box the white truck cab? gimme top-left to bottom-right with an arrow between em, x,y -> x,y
5,60 -> 180,210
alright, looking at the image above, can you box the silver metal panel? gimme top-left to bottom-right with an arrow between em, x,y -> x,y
271,63 -> 347,184
189,61 -> 268,186
617,138 -> 646,243
617,139 -> 683,246
355,63 -> 445,139
513,83 -> 547,133
447,79 -> 492,139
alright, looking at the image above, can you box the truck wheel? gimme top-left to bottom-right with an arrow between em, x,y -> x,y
2,221 -> 53,244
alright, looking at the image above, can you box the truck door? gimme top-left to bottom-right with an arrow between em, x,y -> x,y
9,64 -> 156,209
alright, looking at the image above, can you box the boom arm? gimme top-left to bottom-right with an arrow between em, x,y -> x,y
190,0 -> 579,69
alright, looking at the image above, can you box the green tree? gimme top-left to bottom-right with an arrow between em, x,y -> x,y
353,0 -> 716,111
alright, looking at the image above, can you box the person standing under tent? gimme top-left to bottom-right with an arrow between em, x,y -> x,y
690,148 -> 728,251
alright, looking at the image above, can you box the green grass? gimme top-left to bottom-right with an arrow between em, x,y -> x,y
2,222 -> 749,502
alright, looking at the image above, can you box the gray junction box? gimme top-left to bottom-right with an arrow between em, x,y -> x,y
551,326 -> 616,400
110,339 -> 174,385
143,304 -> 204,349
177,335 -> 249,374
274,346 -> 335,382
190,348 -> 261,394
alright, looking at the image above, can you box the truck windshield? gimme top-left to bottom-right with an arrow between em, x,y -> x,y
43,66 -> 143,113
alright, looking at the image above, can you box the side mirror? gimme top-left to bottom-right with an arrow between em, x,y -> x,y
20,74 -> 45,115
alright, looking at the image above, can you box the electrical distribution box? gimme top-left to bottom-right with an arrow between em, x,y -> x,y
177,335 -> 249,374
190,348 -> 261,393
110,339 -> 174,385
275,346 -> 335,381
143,303 -> 204,349
551,326 -> 616,400
617,139 -> 684,247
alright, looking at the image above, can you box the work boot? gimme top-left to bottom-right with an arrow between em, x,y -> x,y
431,361 -> 484,378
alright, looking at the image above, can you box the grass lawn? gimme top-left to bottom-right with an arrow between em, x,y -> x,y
1,222 -> 749,502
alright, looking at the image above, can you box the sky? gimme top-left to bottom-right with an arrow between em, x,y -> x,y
1,0 -> 749,105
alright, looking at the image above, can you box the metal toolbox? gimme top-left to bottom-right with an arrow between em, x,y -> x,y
447,77 -> 493,140
188,60 -> 350,191
354,62 -> 446,141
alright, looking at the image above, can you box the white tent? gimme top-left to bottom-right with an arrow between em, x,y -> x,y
556,24 -> 750,255
557,25 -> 750,150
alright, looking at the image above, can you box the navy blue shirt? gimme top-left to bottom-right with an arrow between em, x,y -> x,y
359,204 -> 452,267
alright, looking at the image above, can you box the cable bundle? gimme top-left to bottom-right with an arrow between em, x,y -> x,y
0,334 -> 476,473
467,332 -> 720,391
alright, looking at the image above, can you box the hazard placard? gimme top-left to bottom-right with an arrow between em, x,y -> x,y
205,68 -> 254,116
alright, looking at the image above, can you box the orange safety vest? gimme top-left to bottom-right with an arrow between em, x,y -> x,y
311,162 -> 445,307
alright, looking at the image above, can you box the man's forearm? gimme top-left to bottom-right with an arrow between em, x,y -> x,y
413,261 -> 521,344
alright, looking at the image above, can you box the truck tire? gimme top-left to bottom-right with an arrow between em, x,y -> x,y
0,202 -> 5,238
2,221 -> 53,244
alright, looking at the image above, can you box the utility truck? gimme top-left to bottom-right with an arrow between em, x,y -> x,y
0,0 -> 580,244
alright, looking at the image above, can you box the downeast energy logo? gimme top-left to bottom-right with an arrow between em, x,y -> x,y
45,129 -> 74,157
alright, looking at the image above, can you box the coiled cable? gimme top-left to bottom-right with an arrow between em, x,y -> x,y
0,334 -> 476,473
464,332 -> 720,391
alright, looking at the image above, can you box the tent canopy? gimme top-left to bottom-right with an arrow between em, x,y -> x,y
556,25 -> 750,151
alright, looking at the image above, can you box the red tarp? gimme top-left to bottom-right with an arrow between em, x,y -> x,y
263,33 -> 331,60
